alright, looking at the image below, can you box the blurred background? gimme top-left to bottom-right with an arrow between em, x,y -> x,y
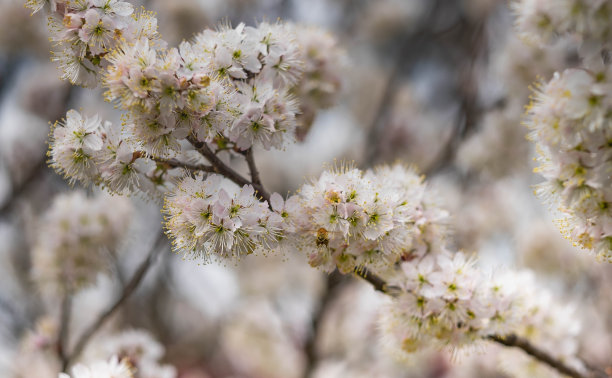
0,0 -> 610,377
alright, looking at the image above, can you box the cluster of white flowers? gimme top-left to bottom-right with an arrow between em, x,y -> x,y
283,164 -> 449,274
164,173 -> 282,262
31,0 -> 345,197
49,109 -> 186,195
26,0 -> 160,88
59,356 -> 132,378
512,0 -> 612,52
380,253 -> 518,353
101,20 -> 337,155
32,191 -> 132,293
164,164 -> 449,272
103,21 -> 300,154
86,330 -> 176,378
380,253 -> 584,372
526,65 -> 612,261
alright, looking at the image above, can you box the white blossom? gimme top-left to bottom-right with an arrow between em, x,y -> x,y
164,173 -> 281,262
284,164 -> 449,273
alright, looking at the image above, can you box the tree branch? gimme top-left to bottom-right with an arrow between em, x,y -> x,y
353,270 -> 604,378
243,148 -> 270,202
487,334 -> 606,378
62,232 -> 167,371
151,156 -> 215,173
187,137 -> 270,203
57,292 -> 71,368
302,271 -> 345,378
353,267 -> 399,296
0,159 -> 47,217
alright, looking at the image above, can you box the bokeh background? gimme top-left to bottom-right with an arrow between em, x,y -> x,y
0,0 -> 610,377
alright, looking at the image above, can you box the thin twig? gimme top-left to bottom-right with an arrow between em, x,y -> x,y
354,272 -> 604,378
302,271 -> 345,378
62,232 -> 167,371
1,85 -> 73,217
0,159 -> 47,216
364,0 -> 442,166
57,292 -> 71,367
151,157 -> 215,173
243,148 -> 270,202
425,18 -> 486,176
188,137 -> 270,203
353,267 -> 399,296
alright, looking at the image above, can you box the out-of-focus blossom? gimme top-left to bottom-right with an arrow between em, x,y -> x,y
526,65 -> 612,261
32,191 -> 132,293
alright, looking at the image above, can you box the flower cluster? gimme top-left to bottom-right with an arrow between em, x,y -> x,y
26,0 -> 160,88
284,164 -> 449,274
381,253 -> 522,352
59,356 -> 133,378
86,330 -> 176,378
380,252 -> 584,373
164,173 -> 281,262
512,0 -> 612,51
49,109 -> 186,195
103,21 -> 305,155
526,66 -> 612,261
30,0 -> 346,201
32,191 -> 132,293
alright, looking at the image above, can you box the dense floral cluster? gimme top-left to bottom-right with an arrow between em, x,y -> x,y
164,173 -> 282,262
512,0 -> 612,51
380,253 -> 583,370
49,109 -> 186,195
526,66 -> 612,261
163,165 -> 449,272
34,0 -> 344,197
284,165 -> 449,274
32,191 -> 132,293
26,0 -> 160,87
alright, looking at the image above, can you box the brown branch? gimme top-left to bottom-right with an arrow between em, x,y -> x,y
62,232 -> 167,371
56,292 -> 71,367
189,137 -> 253,185
425,19 -> 486,176
151,156 -> 215,173
487,334 -> 605,378
354,272 -> 604,378
243,148 -> 270,202
188,137 -> 270,203
302,271 -> 345,378
0,159 -> 47,216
